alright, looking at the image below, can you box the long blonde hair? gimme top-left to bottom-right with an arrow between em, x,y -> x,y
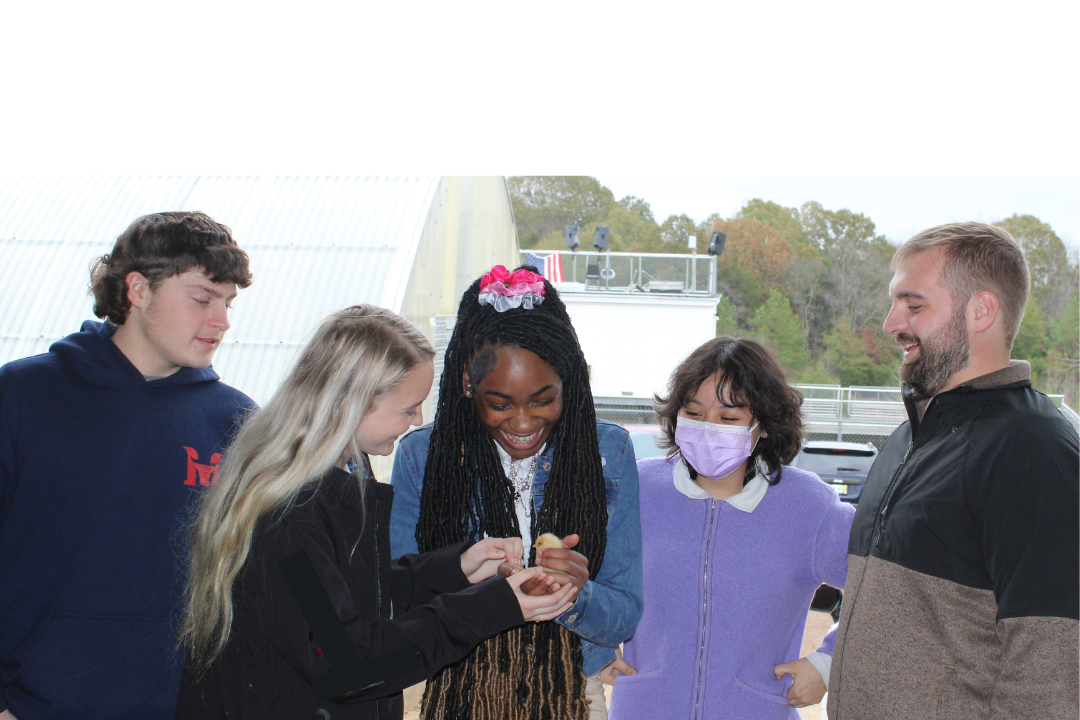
180,305 -> 434,670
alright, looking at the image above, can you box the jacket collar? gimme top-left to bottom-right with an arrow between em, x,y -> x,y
902,359 -> 1033,431
670,455 -> 769,512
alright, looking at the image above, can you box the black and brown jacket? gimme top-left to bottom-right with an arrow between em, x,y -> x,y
829,362 -> 1079,719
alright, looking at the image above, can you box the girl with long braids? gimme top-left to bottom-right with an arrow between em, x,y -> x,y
390,266 -> 644,720
176,305 -> 577,720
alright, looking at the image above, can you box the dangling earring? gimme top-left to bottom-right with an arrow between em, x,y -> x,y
465,385 -> 473,397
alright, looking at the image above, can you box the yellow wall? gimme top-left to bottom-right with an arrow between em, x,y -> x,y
399,176 -> 520,324
373,176 -> 519,481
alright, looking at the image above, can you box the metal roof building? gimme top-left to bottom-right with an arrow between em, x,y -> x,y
0,176 -> 520,410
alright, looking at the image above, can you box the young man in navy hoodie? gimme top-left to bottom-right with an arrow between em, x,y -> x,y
0,212 -> 255,720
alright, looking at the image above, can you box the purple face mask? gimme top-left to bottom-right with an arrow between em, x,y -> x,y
674,415 -> 759,480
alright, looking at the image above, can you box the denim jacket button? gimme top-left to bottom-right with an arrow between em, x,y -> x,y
568,614 -> 578,622
543,462 -> 551,471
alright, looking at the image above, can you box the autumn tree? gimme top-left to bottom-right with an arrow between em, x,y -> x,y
737,199 -> 804,247
712,217 -> 793,319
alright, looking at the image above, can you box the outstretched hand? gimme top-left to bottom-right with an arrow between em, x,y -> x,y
774,657 -> 826,707
535,534 -> 589,593
461,537 -> 523,583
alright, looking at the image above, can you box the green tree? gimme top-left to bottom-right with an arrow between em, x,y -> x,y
716,297 -> 738,337
659,214 -> 699,249
1048,288 -> 1080,408
823,321 -> 878,386
800,201 -> 892,333
507,177 -> 615,249
1049,287 -> 1079,360
994,214 -> 1074,316
617,195 -> 656,224
737,199 -> 804,246
749,290 -> 811,374
1012,294 -> 1049,377
597,203 -> 662,253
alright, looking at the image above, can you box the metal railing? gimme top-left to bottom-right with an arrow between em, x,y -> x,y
593,385 -> 1079,441
522,250 -> 718,297
796,384 -> 1078,439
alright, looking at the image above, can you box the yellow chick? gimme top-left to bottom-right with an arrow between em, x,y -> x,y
533,533 -> 564,550
533,533 -> 568,575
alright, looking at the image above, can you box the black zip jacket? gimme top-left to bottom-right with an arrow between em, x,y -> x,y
829,363 -> 1080,719
175,467 -> 524,720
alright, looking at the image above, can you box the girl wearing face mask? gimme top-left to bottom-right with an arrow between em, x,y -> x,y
606,337 -> 854,720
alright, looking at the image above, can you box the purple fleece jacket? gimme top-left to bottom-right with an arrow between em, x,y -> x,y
609,456 -> 854,720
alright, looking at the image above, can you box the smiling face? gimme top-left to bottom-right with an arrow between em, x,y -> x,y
884,249 -> 971,397
464,344 -> 563,459
355,361 -> 434,456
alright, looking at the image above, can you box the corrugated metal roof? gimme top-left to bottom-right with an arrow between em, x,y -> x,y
0,176 -> 441,404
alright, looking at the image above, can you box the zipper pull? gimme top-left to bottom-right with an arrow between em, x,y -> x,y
879,442 -> 914,519
899,441 -> 914,466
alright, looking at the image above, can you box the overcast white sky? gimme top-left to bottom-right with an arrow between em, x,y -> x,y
594,176 -> 1080,248
1,2 -> 1077,250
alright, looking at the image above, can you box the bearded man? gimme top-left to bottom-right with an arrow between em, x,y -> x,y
827,222 -> 1079,719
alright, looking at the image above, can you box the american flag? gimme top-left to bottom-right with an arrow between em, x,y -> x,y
524,252 -> 564,283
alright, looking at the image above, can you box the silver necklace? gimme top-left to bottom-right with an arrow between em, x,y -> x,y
507,454 -> 539,505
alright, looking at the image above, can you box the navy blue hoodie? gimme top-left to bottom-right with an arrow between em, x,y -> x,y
0,321 -> 255,719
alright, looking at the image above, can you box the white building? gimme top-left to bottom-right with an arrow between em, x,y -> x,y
525,249 -> 721,424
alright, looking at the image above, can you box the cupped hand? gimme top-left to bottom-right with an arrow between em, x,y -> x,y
599,645 -> 636,685
461,537 -> 523,583
535,533 -> 589,593
498,561 -> 566,596
774,656 -> 826,707
506,567 -> 578,621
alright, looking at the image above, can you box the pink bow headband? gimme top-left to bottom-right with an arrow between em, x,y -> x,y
477,265 -> 546,312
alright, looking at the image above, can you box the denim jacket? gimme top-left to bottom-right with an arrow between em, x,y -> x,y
390,419 -> 644,676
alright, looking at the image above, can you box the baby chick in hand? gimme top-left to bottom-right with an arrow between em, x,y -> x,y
533,533 -> 568,576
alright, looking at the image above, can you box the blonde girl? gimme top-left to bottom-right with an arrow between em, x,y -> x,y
176,305 -> 575,720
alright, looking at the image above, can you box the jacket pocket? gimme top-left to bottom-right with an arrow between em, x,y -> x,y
612,667 -> 662,686
608,669 -> 665,719
733,675 -> 792,706
16,612 -> 179,720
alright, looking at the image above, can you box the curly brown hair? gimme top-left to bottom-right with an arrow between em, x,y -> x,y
90,211 -> 253,325
655,336 -> 804,484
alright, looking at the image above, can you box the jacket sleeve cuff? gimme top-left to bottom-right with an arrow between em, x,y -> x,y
806,651 -> 832,688
555,578 -> 594,632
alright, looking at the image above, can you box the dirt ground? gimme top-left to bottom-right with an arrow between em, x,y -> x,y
402,609 -> 835,719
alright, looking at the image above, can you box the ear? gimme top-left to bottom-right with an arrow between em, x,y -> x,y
969,289 -> 1000,334
125,271 -> 152,311
462,368 -> 473,397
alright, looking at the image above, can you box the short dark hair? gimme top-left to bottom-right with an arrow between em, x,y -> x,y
90,211 -> 253,325
655,336 -> 805,484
